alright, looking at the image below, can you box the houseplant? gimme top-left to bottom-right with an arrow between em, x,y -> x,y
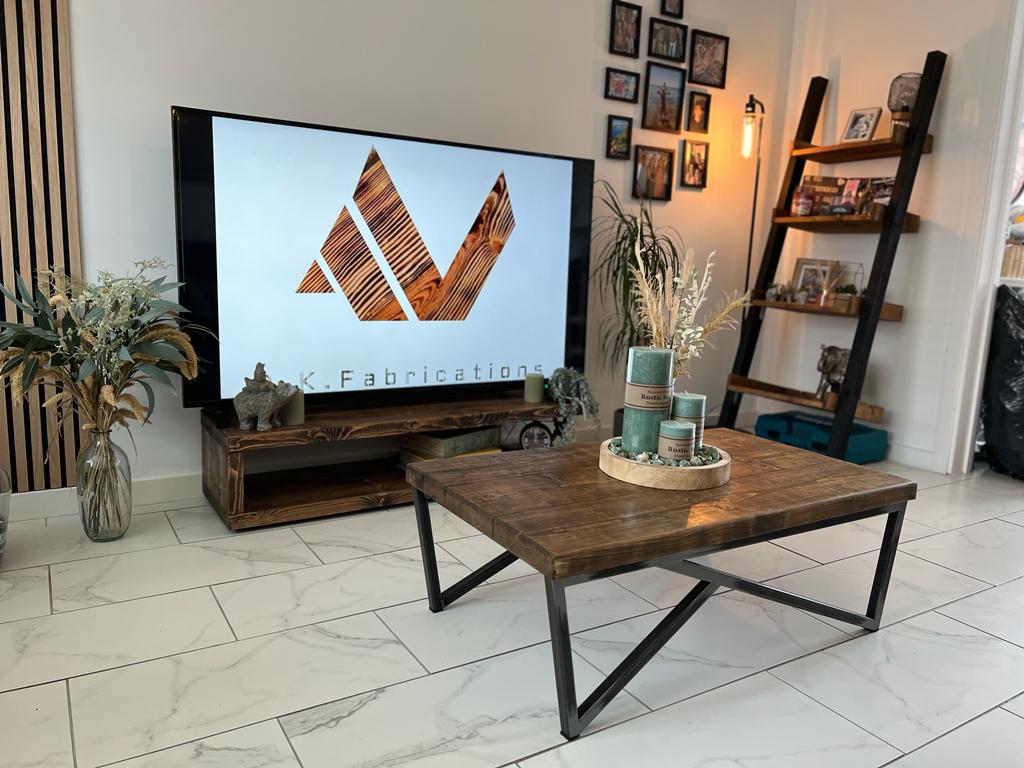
592,180 -> 683,371
0,259 -> 205,541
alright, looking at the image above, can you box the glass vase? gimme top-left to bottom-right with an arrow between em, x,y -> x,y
76,430 -> 131,542
0,468 -> 10,564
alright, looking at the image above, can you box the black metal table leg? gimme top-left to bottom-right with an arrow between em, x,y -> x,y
413,488 -> 445,613
865,503 -> 906,630
412,486 -> 521,613
545,576 -> 717,740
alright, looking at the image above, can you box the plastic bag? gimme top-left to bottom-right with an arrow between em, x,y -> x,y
980,285 -> 1024,478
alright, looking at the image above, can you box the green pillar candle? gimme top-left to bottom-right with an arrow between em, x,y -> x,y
524,373 -> 545,403
621,346 -> 674,455
672,392 -> 706,450
279,390 -> 305,426
658,419 -> 695,461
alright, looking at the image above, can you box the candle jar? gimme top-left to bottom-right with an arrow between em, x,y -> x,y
524,373 -> 546,403
658,419 -> 695,462
621,346 -> 674,455
672,392 -> 707,450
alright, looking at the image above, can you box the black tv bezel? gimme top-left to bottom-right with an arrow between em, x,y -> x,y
171,106 -> 593,410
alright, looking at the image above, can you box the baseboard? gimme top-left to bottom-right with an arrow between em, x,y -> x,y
11,472 -> 204,522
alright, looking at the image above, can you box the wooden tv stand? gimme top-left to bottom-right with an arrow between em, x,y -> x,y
201,394 -> 556,530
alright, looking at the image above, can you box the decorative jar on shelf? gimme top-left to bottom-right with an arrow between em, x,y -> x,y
76,430 -> 131,542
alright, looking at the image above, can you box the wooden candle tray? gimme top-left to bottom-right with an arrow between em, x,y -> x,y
598,439 -> 731,490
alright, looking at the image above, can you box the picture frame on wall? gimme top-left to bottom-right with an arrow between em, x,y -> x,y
686,91 -> 710,133
606,115 -> 633,160
689,29 -> 729,89
660,0 -> 684,19
841,107 -> 883,143
604,67 -> 640,103
633,144 -> 674,201
609,0 -> 642,58
641,61 -> 685,133
792,258 -> 838,297
648,18 -> 687,63
681,140 -> 709,188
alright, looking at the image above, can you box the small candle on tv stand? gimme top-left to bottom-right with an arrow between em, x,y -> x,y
524,373 -> 545,403
672,392 -> 706,450
279,390 -> 305,426
621,346 -> 674,455
658,419 -> 695,461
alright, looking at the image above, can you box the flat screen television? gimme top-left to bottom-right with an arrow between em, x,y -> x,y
171,107 -> 594,408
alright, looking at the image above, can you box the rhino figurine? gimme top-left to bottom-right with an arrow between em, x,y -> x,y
233,362 -> 299,432
815,345 -> 850,401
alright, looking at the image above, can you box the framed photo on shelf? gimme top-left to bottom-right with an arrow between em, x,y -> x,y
686,91 -> 710,133
792,258 -> 838,297
606,115 -> 634,160
604,67 -> 640,103
680,140 -> 709,188
633,144 -> 674,201
641,61 -> 685,133
648,17 -> 687,63
661,0 -> 684,19
689,29 -> 729,89
841,107 -> 883,143
609,0 -> 642,58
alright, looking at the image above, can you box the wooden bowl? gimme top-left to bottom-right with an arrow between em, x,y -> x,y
598,438 -> 731,490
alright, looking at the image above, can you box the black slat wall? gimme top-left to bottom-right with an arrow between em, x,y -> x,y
0,0 -> 82,491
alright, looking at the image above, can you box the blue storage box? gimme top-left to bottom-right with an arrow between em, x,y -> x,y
754,411 -> 888,464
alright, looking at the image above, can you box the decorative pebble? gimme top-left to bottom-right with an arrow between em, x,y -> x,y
678,459 -> 691,467
637,452 -> 649,463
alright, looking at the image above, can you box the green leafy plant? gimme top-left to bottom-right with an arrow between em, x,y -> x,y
0,259 -> 208,434
592,180 -> 682,371
548,367 -> 598,446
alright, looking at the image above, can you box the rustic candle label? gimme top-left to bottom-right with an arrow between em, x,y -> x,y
673,415 -> 705,447
624,382 -> 673,410
658,433 -> 695,461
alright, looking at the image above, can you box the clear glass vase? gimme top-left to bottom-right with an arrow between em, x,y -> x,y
0,468 -> 10,563
76,431 -> 131,542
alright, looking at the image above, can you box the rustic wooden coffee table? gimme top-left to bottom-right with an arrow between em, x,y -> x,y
407,428 -> 916,740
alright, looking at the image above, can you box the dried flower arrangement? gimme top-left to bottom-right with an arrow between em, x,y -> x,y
0,259 -> 208,539
630,240 -> 747,379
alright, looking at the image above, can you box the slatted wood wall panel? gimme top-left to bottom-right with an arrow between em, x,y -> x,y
0,0 -> 82,491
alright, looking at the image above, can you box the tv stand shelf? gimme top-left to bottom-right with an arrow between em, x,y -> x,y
201,394 -> 556,530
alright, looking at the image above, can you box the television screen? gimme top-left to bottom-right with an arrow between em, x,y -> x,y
172,108 -> 593,407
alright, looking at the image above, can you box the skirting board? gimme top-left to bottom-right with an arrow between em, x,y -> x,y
11,472 -> 204,522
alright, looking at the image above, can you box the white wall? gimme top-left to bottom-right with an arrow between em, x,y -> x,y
751,0 -> 1019,471
69,0 -> 797,481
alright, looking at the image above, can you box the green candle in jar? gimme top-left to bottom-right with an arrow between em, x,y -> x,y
672,392 -> 706,449
621,346 -> 674,455
524,373 -> 545,403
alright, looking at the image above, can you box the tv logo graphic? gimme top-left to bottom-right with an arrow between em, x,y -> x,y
296,147 -> 516,321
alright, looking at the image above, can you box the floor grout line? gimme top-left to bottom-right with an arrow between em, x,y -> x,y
276,717 -> 306,768
208,585 -> 239,641
65,679 -> 79,768
767,671 -> 906,754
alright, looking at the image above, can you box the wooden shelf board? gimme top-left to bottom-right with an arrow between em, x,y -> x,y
216,395 -> 557,452
774,211 -> 920,233
792,134 -> 933,164
749,298 -> 904,322
727,374 -> 884,424
237,459 -> 412,529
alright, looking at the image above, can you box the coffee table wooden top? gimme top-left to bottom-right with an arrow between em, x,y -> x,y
406,429 -> 916,580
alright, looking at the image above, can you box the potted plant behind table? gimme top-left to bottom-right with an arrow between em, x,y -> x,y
592,180 -> 682,436
0,259 -> 208,541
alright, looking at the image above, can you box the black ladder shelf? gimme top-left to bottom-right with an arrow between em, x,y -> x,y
718,50 -> 947,458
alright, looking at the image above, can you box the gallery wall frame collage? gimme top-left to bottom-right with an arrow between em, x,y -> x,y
605,0 -> 728,201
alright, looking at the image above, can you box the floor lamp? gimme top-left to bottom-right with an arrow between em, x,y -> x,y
741,94 -> 766,297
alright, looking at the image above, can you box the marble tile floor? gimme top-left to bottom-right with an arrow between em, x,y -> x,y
1,461 -> 1024,767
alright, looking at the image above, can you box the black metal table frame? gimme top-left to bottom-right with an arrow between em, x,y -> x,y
412,487 -> 907,741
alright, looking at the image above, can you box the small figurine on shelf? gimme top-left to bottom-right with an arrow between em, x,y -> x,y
233,363 -> 299,432
815,345 -> 850,401
765,283 -> 782,302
